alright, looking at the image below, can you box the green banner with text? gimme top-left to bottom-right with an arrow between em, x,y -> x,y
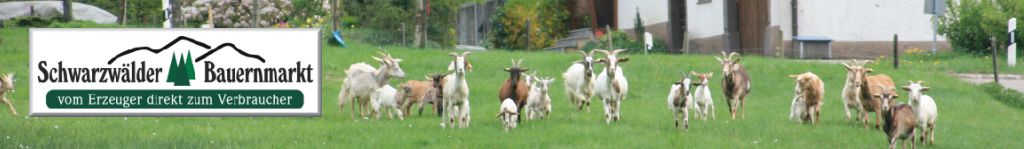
46,90 -> 303,109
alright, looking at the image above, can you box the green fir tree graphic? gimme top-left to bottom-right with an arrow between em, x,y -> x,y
167,51 -> 196,86
185,51 -> 195,79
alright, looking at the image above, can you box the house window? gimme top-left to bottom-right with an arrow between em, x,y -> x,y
698,0 -> 711,4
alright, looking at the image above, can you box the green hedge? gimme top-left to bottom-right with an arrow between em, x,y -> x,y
979,82 -> 1024,109
939,0 -> 1024,54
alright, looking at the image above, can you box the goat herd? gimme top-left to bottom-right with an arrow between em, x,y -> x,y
335,50 -> 939,148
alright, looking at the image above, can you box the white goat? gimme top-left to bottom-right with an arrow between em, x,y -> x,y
690,71 -> 715,120
338,52 -> 405,120
525,77 -> 554,120
442,52 -> 473,128
370,85 -> 404,120
497,98 -> 519,132
0,73 -> 16,116
593,49 -> 629,124
667,73 -> 692,130
903,80 -> 937,145
789,95 -> 807,122
563,50 -> 597,112
842,60 -> 872,121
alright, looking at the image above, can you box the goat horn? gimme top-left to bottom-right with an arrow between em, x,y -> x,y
595,49 -> 611,55
729,52 -> 740,60
907,80 -> 915,85
462,51 -> 472,56
721,51 -> 729,58
918,80 -> 925,84
449,52 -> 459,57
612,49 -> 627,55
578,50 -> 588,56
517,59 -> 524,67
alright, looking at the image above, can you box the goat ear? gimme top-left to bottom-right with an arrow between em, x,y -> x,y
392,59 -> 403,63
690,71 -> 699,76
732,58 -> 741,63
865,68 -> 874,73
466,61 -> 474,71
522,68 -> 529,72
504,68 -> 511,72
921,87 -> 930,92
373,57 -> 383,62
691,83 -> 702,86
707,72 -> 713,77
596,58 -> 607,63
902,86 -> 911,91
617,57 -> 629,63
788,74 -> 798,78
872,94 -> 882,98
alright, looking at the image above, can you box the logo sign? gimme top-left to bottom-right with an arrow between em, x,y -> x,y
29,29 -> 321,116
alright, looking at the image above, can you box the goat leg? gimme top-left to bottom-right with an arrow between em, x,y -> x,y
2,97 -> 16,116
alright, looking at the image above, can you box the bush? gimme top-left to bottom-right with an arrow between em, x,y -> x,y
581,30 -> 667,53
48,21 -> 122,28
938,0 -> 1023,54
339,0 -> 458,48
487,0 -> 569,50
10,17 -> 55,27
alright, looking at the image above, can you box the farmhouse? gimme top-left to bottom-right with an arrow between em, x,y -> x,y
457,0 -> 948,58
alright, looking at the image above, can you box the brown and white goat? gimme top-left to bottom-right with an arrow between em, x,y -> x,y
0,73 -> 16,116
842,60 -> 872,121
593,49 -> 629,124
715,52 -> 751,119
876,87 -> 917,149
788,72 -> 824,125
338,52 -> 405,120
861,74 -> 896,129
667,73 -> 693,131
498,59 -> 530,121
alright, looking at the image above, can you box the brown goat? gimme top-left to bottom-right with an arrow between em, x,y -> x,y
399,74 -> 446,117
876,87 -> 917,149
789,72 -> 824,125
715,52 -> 751,119
498,59 -> 531,121
860,74 -> 896,129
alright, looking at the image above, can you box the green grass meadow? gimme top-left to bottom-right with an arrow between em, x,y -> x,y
1,28 -> 1023,148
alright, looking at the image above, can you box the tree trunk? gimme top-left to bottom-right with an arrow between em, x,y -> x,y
414,0 -> 425,48
332,0 -> 339,31
121,0 -> 127,25
62,0 -> 73,22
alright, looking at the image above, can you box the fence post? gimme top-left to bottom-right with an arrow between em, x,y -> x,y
402,23 -> 407,47
525,19 -> 531,50
894,34 -> 899,69
993,36 -> 1000,83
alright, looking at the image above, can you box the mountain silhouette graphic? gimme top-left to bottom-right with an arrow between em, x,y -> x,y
106,36 -> 267,64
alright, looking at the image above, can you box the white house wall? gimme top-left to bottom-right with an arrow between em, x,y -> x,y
790,0 -> 945,41
686,0 -> 725,39
617,0 -> 670,30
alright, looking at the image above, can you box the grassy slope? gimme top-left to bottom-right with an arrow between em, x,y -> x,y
0,28 -> 1022,148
